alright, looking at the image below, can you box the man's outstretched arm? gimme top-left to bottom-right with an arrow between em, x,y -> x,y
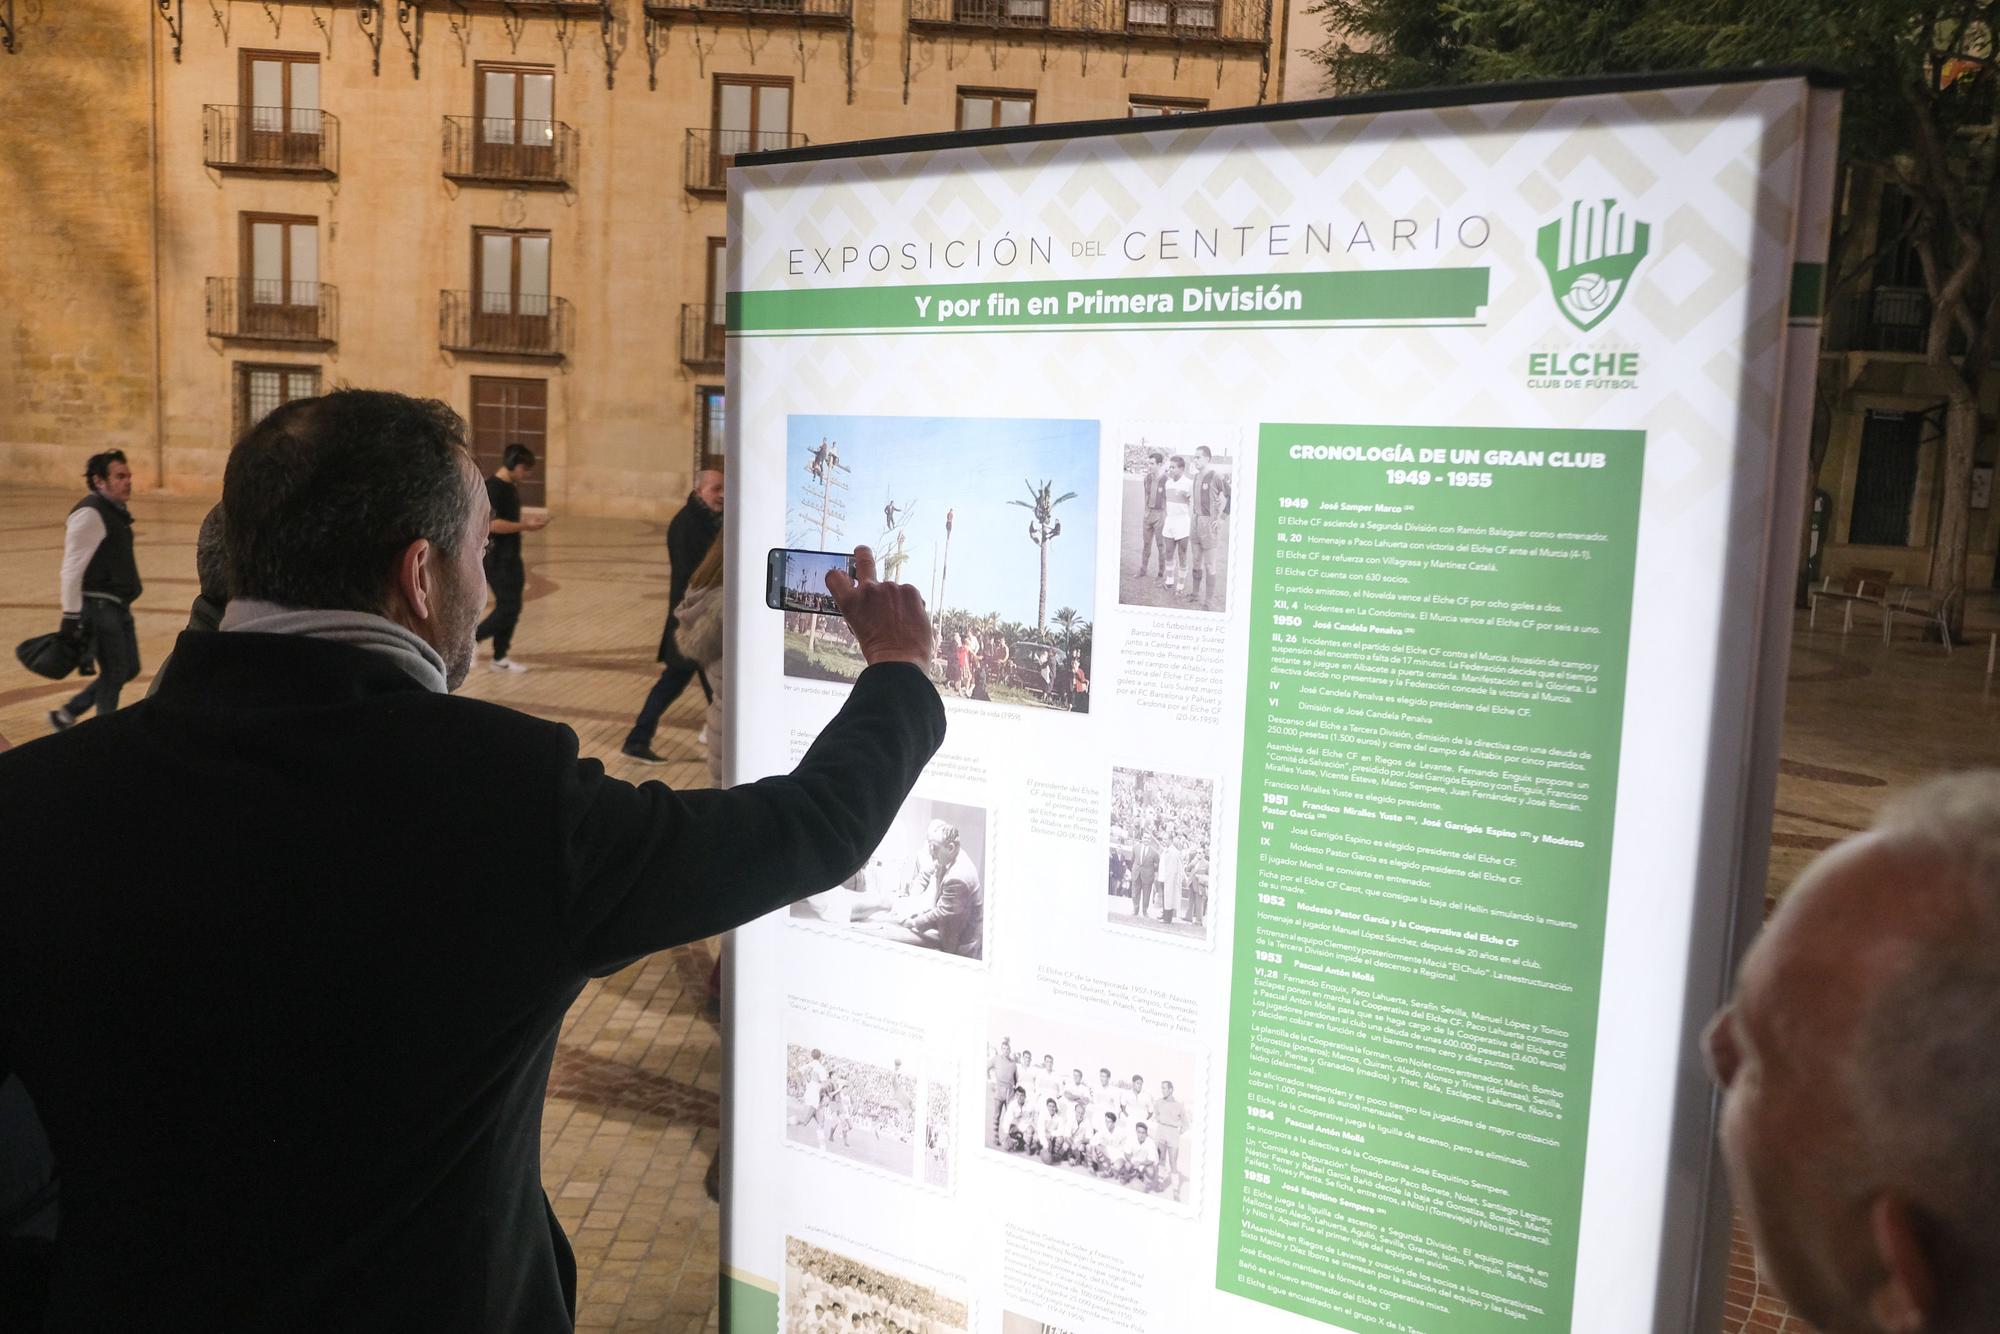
557,547 -> 942,975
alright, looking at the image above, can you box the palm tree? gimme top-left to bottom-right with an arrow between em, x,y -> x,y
1052,606 -> 1081,653
1008,479 -> 1077,634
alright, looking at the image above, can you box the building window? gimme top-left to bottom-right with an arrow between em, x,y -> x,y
475,63 -> 556,178
1129,95 -> 1206,117
474,227 -> 553,343
239,50 -> 321,167
696,385 -> 726,473
234,362 -> 319,440
714,75 -> 792,166
1848,409 -> 1925,547
240,213 -> 320,338
958,88 -> 1034,130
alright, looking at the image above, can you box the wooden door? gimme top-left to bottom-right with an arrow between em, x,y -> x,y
475,64 -> 555,180
242,52 -> 320,167
705,237 -> 728,363
474,229 -> 552,353
242,214 -> 318,338
711,77 -> 790,187
469,377 -> 549,508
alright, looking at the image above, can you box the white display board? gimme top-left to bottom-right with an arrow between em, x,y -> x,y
719,71 -> 1842,1334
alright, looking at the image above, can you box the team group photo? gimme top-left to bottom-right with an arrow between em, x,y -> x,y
982,1009 -> 1198,1204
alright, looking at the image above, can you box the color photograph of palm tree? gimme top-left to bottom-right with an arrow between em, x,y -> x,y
784,414 -> 1099,713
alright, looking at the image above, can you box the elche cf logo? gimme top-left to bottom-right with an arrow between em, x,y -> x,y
1536,199 -> 1650,331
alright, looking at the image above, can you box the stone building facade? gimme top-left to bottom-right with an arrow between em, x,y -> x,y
0,0 -> 1291,517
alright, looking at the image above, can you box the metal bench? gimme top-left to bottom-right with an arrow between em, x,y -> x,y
1880,583 -> 1966,653
1807,567 -> 1894,633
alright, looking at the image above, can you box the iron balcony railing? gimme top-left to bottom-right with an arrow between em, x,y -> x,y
205,277 -> 338,344
441,115 -> 578,187
439,290 -> 572,358
1831,284 -> 1932,355
683,127 -> 810,194
681,303 -> 726,369
202,104 -> 339,174
646,0 -> 851,20
909,0 -> 1263,42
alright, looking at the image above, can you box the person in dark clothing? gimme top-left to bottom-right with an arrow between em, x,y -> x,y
0,390 -> 941,1333
0,1071 -> 58,1333
623,468 -> 724,764
475,443 -> 549,672
47,450 -> 142,731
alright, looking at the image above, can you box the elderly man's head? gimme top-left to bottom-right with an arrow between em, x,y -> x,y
222,391 -> 488,691
1708,772 -> 2000,1333
926,819 -> 960,865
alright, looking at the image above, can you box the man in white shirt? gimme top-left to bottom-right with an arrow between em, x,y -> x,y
1123,1073 -> 1155,1133
1126,1122 -> 1163,1191
48,451 -> 144,731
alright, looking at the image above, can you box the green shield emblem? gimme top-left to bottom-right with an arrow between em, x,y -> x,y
1537,199 -> 1651,332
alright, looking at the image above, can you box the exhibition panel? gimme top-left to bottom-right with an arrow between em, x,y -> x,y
722,71 -> 1842,1334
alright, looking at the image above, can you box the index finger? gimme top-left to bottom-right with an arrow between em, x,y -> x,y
850,545 -> 877,584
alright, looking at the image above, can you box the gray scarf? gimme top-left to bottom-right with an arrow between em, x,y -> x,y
220,598 -> 448,694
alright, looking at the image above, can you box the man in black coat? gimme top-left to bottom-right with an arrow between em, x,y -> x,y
0,391 -> 942,1333
623,469 -> 724,763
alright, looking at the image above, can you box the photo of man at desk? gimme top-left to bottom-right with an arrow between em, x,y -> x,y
791,796 -> 987,960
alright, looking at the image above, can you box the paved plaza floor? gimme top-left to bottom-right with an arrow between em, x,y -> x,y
4,486 -> 1998,1333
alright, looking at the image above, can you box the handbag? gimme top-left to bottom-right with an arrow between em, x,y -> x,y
14,630 -> 84,681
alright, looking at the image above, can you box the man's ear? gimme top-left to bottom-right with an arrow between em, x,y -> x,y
1867,1193 -> 1937,1334
392,537 -> 436,624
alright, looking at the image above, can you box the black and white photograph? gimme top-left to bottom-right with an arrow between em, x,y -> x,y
1115,425 -> 1236,614
783,1236 -> 971,1334
1106,766 -> 1217,944
782,1005 -> 956,1191
983,1007 -> 1200,1206
1002,1316 -> 1079,1334
786,414 -> 1098,713
792,794 -> 987,961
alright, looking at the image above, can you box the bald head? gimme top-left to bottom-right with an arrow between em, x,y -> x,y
1710,772 -> 2000,1333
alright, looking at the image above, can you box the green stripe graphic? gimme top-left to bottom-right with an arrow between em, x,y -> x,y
1788,262 -> 1824,318
721,1273 -> 777,1333
729,268 -> 1491,334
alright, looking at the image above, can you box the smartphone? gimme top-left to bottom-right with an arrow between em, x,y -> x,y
766,548 -> 858,617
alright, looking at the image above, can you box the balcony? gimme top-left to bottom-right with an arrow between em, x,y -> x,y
683,127 -> 810,195
644,0 -> 851,24
442,116 -> 577,188
1832,284 -> 1933,356
681,304 -> 726,370
439,290 -> 572,359
202,105 -> 339,176
909,0 -> 1265,44
205,277 -> 337,345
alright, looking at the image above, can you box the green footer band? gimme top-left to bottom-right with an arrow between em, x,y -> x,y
722,1272 -> 778,1334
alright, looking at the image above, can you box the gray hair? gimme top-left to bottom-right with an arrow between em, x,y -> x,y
1849,772 -> 2000,1326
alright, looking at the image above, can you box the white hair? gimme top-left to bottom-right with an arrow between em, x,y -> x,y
1849,772 -> 2000,1326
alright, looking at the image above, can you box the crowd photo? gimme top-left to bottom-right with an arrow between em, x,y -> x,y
783,1236 -> 971,1334
784,413 -> 1099,715
1115,429 -> 1234,614
1106,766 -> 1217,943
792,795 -> 987,961
983,1010 -> 1198,1204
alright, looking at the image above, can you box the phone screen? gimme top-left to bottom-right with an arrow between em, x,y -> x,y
768,549 -> 857,616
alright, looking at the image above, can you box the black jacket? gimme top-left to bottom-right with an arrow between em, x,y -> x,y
71,493 -> 141,605
0,631 -> 943,1332
656,494 -> 722,664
